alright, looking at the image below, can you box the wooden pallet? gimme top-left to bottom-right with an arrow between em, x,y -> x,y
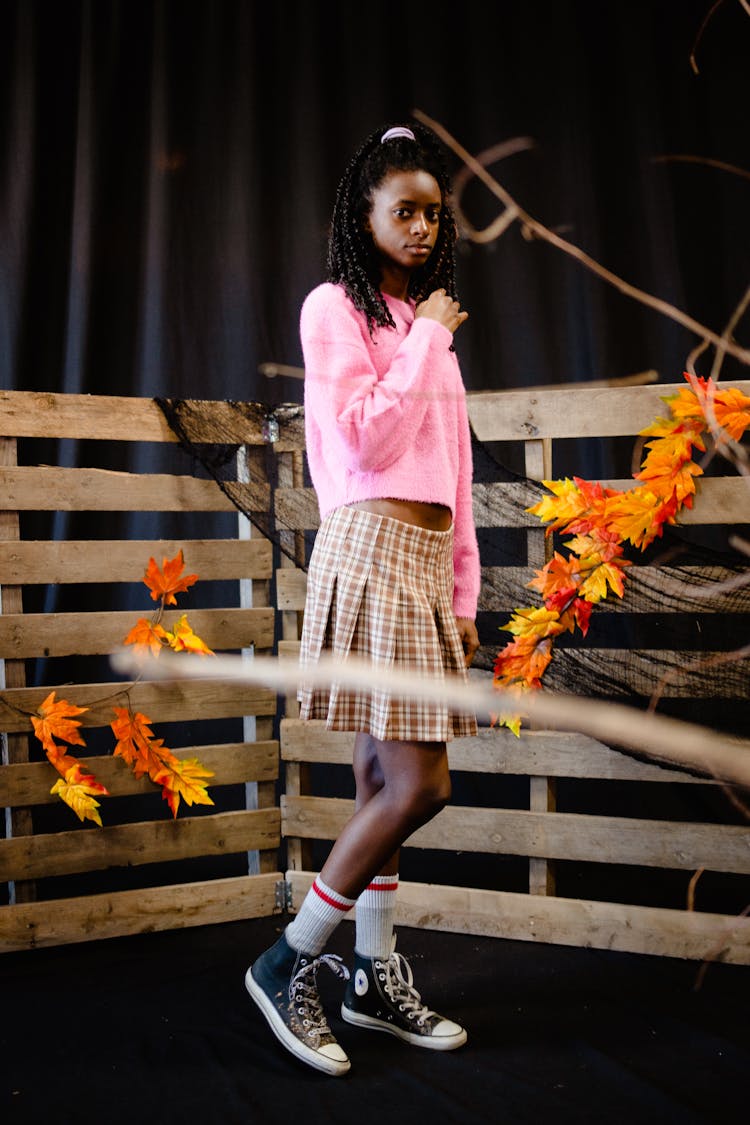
276,381 -> 750,963
0,391 -> 282,951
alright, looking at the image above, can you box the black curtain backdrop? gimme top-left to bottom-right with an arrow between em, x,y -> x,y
2,0 -> 750,405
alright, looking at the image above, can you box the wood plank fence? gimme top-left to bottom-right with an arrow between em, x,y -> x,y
276,380 -> 750,964
0,391 -> 282,951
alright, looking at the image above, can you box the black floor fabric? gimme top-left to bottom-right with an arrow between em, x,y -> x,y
2,916 -> 748,1124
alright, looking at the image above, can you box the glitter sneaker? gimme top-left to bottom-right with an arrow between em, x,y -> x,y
246,932 -> 351,1076
341,942 -> 467,1050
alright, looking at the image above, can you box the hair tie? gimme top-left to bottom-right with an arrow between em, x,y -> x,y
380,126 -> 416,144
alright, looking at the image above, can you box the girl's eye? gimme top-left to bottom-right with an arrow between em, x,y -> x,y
394,209 -> 411,218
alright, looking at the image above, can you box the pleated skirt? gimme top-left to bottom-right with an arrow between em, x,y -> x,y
297,505 -> 477,742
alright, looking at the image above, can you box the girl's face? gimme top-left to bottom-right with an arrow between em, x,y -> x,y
364,169 -> 442,284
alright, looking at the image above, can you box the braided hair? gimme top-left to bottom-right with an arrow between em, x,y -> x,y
327,121 -> 459,334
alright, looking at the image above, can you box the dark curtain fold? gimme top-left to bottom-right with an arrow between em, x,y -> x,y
2,0 -> 749,404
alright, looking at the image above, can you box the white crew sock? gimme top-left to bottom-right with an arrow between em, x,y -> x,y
355,873 -> 399,959
284,875 -> 356,955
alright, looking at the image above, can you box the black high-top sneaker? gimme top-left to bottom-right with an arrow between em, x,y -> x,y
341,942 -> 467,1050
246,932 -> 351,1076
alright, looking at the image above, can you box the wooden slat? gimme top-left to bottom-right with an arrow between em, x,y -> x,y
0,679 -> 277,733
466,381 -> 750,443
0,807 -> 281,882
275,486 -> 321,531
279,719 -> 708,783
0,390 -> 276,444
0,741 -> 279,808
281,796 -> 750,874
287,871 -> 750,964
0,538 -> 273,585
0,871 -> 282,952
0,467 -> 269,513
0,606 -> 275,660
276,567 -> 308,611
472,477 -> 750,529
479,564 -> 750,614
541,648 -> 750,698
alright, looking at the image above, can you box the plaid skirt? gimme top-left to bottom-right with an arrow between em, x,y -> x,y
297,505 -> 477,742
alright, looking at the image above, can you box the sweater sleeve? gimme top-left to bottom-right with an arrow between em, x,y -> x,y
301,286 -> 455,474
452,397 -> 481,619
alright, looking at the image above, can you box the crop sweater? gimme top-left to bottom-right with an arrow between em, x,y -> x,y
301,282 -> 480,619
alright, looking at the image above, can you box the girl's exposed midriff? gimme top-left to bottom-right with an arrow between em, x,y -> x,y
347,497 -> 452,531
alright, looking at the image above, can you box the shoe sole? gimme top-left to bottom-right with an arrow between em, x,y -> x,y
245,967 -> 351,1077
341,1004 -> 468,1050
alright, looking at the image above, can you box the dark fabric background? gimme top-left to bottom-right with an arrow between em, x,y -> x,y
2,0 -> 749,404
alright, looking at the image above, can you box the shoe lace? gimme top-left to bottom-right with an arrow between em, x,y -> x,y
381,951 -> 436,1024
289,953 -> 350,1034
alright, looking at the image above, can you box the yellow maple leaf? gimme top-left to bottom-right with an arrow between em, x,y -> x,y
578,561 -> 628,603
50,764 -> 109,827
501,606 -> 565,640
30,691 -> 88,756
636,458 -> 703,506
165,614 -> 215,656
143,550 -> 198,606
603,486 -> 665,549
153,757 -> 215,818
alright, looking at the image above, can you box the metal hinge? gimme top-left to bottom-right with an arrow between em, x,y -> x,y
275,878 -> 293,912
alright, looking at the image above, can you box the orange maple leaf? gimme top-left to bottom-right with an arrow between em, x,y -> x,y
603,486 -> 666,549
527,553 -> 582,601
153,757 -> 215,818
493,633 -> 555,687
111,707 -> 179,779
165,614 -> 215,656
50,764 -> 109,827
123,617 -> 170,656
711,386 -> 750,442
30,691 -> 88,756
143,550 -> 198,606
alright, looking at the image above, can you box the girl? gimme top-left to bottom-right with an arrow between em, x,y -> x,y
246,121 -> 480,1077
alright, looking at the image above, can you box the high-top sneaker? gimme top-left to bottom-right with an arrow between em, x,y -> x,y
246,932 -> 351,1076
341,942 -> 467,1050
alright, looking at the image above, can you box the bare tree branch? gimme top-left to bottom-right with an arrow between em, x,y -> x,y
412,109 -> 750,368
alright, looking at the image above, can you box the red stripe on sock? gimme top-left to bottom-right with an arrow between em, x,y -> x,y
312,880 -> 352,911
365,881 -> 399,892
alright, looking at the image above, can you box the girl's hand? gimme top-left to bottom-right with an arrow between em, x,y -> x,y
416,289 -> 469,334
455,617 -> 480,668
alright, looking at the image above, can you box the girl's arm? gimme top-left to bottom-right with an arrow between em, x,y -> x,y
302,286 -> 458,474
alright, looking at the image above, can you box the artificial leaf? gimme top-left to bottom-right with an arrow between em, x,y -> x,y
123,617 -> 170,656
493,633 -> 555,687
50,764 -> 109,827
578,561 -> 628,603
30,691 -> 88,756
711,386 -> 750,442
636,457 -> 703,507
153,757 -> 215,818
527,553 -> 581,600
143,550 -> 198,606
603,486 -> 665,549
564,529 -> 630,566
500,606 -> 565,640
526,477 -> 608,535
165,614 -> 214,656
111,707 -> 176,776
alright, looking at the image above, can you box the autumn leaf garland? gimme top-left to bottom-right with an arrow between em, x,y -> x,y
26,550 -> 215,825
493,374 -> 750,734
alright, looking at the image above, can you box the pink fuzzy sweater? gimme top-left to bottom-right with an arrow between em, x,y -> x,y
301,282 -> 480,619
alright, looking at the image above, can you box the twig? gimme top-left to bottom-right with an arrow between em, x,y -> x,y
652,153 -> 750,184
412,110 -> 750,368
690,0 -> 727,74
112,647 -> 750,791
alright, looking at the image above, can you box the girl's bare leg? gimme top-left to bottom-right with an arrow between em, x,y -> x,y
319,731 -> 451,899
